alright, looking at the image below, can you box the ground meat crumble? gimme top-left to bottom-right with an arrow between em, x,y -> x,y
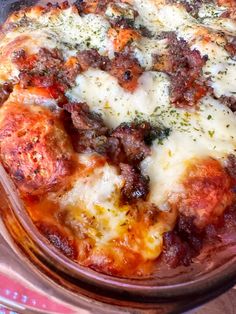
12,48 -> 80,92
36,221 -> 77,259
162,202 -> 236,268
162,34 -> 209,108
162,155 -> 236,268
61,102 -> 161,203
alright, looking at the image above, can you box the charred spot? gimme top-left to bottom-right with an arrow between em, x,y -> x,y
33,168 -> 40,175
219,95 -> 236,112
162,231 -> 193,267
109,52 -> 143,92
36,221 -> 77,259
123,70 -> 133,81
162,214 -> 204,267
13,169 -> 25,181
74,0 -> 85,13
177,214 -> 203,252
162,200 -> 236,268
110,122 -> 151,164
120,163 -> 150,203
0,82 -> 13,106
225,154 -> 236,181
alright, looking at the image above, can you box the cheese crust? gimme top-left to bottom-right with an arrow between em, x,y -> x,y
0,0 -> 235,277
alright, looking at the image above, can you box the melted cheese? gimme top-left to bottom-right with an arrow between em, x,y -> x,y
142,98 -> 236,207
198,4 -> 236,35
192,39 -> 236,98
0,7 -> 114,82
37,8 -> 113,56
59,158 -> 126,244
58,155 -> 175,260
69,70 -> 236,209
68,69 -> 170,128
133,37 -> 168,70
133,0 -> 236,99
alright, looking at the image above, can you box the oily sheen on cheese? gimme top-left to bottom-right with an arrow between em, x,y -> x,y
0,0 -> 235,276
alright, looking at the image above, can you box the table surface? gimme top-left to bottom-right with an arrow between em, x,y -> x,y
0,289 -> 235,313
194,288 -> 236,314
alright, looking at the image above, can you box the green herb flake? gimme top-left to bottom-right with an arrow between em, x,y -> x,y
208,130 -> 215,138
